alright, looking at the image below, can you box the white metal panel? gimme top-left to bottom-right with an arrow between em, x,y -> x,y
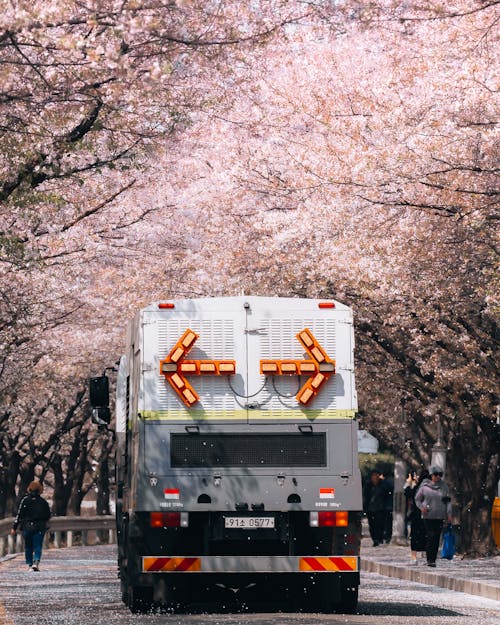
138,297 -> 356,421
140,299 -> 247,419
245,298 -> 356,418
115,354 -> 128,433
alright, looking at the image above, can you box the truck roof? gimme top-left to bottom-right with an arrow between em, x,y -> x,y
141,295 -> 352,315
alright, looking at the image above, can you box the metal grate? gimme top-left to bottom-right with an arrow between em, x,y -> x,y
170,433 -> 326,467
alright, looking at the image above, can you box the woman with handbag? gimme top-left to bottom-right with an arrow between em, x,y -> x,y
11,481 -> 51,571
415,466 -> 452,568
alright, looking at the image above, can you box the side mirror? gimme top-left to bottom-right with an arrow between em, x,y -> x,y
89,376 -> 111,426
92,406 -> 111,426
89,375 -> 109,408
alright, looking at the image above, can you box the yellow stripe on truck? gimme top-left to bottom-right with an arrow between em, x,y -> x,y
141,409 -> 356,421
299,556 -> 358,572
142,555 -> 358,573
143,557 -> 201,572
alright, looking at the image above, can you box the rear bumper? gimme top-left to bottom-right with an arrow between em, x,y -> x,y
142,555 -> 359,573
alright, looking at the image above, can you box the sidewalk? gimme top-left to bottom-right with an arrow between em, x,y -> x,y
360,536 -> 500,602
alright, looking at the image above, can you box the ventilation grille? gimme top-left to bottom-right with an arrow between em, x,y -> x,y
154,319 -> 237,416
170,433 -> 326,468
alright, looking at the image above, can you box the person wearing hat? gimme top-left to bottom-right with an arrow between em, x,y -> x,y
11,481 -> 51,571
414,466 -> 452,567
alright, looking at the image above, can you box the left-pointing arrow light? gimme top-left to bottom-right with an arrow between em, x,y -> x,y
160,329 -> 236,407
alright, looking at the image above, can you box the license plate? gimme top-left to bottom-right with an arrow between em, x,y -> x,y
224,517 -> 275,529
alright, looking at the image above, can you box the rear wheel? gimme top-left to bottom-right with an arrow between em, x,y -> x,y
127,585 -> 153,614
337,580 -> 359,614
315,574 -> 359,614
120,577 -> 128,604
155,576 -> 189,613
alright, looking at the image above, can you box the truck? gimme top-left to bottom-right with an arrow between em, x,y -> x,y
90,296 -> 363,613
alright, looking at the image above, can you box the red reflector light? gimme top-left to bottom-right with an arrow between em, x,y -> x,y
318,302 -> 335,309
318,511 -> 349,527
158,303 -> 175,309
150,512 -> 181,528
318,511 -> 336,526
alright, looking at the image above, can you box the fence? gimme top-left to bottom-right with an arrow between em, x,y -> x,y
0,516 -> 115,557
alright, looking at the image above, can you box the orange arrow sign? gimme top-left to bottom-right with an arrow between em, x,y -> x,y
260,328 -> 335,405
160,329 -> 236,407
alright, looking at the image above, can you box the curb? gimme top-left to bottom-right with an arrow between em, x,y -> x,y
361,558 -> 500,602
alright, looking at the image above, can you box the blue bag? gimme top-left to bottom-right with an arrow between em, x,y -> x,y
441,524 -> 455,560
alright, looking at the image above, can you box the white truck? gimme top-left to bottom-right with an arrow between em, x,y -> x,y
90,296 -> 362,613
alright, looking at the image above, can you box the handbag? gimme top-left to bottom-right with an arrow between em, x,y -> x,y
441,524 -> 455,560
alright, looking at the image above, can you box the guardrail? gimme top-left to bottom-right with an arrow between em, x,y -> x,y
0,515 -> 116,557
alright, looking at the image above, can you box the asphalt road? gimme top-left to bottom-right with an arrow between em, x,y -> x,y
0,545 -> 499,625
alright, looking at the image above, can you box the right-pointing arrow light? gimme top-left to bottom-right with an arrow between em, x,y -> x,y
260,328 -> 335,405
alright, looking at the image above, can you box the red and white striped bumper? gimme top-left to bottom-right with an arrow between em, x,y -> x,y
142,555 -> 358,573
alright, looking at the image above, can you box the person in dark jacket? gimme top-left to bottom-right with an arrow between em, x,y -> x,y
363,469 -> 391,546
415,465 -> 452,567
404,469 -> 429,564
11,481 -> 51,571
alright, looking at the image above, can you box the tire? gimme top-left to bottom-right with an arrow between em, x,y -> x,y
336,582 -> 359,614
120,576 -> 128,604
315,574 -> 359,614
127,585 -> 153,614
315,575 -> 337,613
158,577 -> 188,613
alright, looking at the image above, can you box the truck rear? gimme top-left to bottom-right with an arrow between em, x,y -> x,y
92,296 -> 362,613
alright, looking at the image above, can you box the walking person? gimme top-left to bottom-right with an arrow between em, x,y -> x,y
11,481 -> 51,571
363,469 -> 391,546
415,466 -> 452,567
404,469 -> 429,564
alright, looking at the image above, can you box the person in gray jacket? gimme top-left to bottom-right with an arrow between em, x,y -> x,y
415,466 -> 452,567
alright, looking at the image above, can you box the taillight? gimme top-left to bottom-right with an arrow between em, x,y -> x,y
318,511 -> 337,526
310,511 -> 349,527
150,512 -> 189,528
318,302 -> 335,309
331,510 -> 348,526
158,303 -> 175,309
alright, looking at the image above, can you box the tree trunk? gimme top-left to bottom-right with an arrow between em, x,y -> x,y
459,500 -> 497,557
51,453 -> 73,516
0,450 -> 21,517
96,451 -> 111,516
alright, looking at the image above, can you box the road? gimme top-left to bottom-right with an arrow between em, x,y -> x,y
0,546 -> 499,625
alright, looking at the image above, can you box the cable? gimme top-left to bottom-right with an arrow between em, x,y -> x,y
272,375 -> 301,398
226,376 -> 267,399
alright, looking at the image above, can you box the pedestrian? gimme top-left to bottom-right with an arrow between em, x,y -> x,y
404,469 -> 429,564
415,466 -> 452,567
363,469 -> 391,546
11,480 -> 51,571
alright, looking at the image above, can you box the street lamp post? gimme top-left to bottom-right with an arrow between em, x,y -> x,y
431,415 -> 447,475
393,397 -> 408,543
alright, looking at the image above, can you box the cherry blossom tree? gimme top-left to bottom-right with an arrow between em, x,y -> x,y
1,1 -> 498,555
138,1 -> 498,553
0,0 -> 314,514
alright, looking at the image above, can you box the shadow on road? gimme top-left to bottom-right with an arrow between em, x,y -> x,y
358,601 -> 461,617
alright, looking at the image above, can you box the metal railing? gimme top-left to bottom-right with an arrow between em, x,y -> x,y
0,515 -> 116,557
